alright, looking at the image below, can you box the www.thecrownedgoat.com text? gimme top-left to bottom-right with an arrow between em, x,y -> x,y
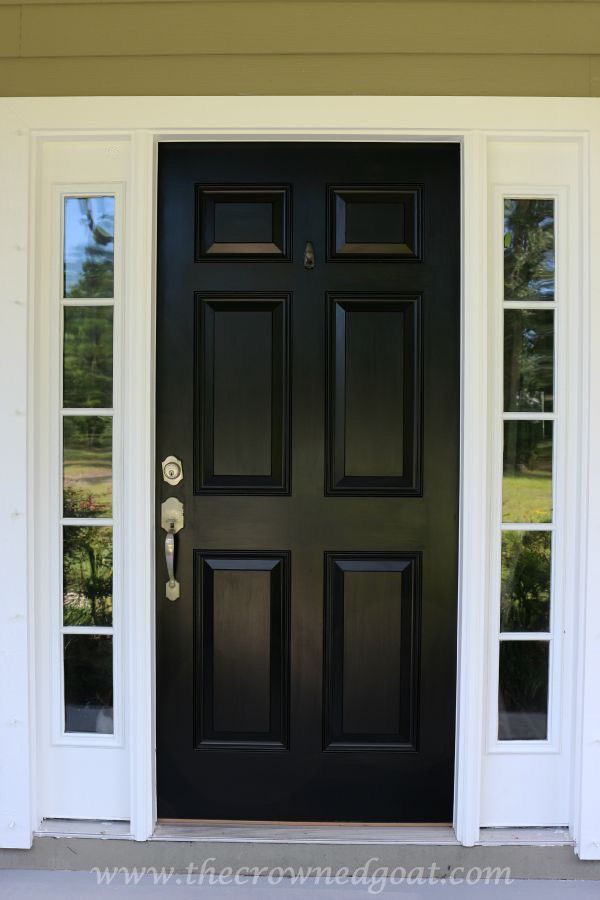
92,859 -> 513,892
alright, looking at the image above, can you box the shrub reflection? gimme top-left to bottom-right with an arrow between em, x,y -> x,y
498,641 -> 549,741
64,634 -> 113,733
501,531 -> 551,632
63,516 -> 112,627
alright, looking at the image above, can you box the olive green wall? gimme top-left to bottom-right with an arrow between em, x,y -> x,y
2,0 -> 600,97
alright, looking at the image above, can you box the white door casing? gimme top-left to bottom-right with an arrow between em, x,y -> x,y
0,97 -> 598,859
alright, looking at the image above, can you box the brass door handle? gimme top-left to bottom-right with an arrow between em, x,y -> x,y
165,529 -> 177,600
161,497 -> 184,601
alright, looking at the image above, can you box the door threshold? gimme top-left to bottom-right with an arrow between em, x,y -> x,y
152,822 -> 458,845
33,820 -> 573,850
158,818 -> 451,827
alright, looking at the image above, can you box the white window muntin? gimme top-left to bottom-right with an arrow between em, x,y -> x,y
50,183 -> 125,748
487,186 -> 569,756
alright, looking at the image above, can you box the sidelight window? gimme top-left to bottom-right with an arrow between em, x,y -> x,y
61,195 -> 117,735
497,198 -> 556,742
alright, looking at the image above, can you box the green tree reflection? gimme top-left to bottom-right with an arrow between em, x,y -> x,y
64,307 -> 113,408
504,309 -> 553,412
63,490 -> 112,627
504,199 -> 554,301
65,197 -> 114,299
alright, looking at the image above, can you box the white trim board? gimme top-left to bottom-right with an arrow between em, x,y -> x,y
481,149 -> 582,825
33,145 -> 131,821
0,97 -> 597,860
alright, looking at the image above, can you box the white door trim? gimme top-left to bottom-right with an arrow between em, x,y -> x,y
454,129 -> 487,846
125,129 -> 158,844
0,97 -> 597,857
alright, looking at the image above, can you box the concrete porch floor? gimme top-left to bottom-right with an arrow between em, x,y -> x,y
1,870 -> 600,897
3,829 -> 600,883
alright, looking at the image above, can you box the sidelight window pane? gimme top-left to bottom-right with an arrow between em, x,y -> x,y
498,640 -> 549,741
63,416 -> 112,518
503,420 -> 553,524
500,531 -> 551,632
504,309 -> 554,413
64,196 -> 115,299
504,199 -> 555,302
63,526 -> 112,627
63,306 -> 113,408
64,634 -> 113,734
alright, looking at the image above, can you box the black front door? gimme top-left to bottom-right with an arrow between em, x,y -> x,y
156,142 -> 460,822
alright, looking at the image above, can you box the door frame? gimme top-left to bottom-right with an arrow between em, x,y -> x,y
2,96 -> 598,856
148,127 -> 485,842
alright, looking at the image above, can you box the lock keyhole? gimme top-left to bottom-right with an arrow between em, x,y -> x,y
162,455 -> 184,486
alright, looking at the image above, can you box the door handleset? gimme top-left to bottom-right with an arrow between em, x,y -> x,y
161,496 -> 184,601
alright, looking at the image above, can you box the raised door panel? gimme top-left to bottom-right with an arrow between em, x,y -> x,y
328,185 -> 422,260
194,552 -> 290,750
196,185 -> 291,260
324,553 -> 421,750
326,293 -> 422,495
195,294 -> 291,493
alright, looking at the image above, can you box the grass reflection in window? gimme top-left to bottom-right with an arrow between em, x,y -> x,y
63,416 -> 112,517
503,420 -> 552,523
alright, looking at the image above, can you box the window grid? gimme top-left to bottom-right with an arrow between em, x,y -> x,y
60,193 -> 117,737
497,196 -> 556,743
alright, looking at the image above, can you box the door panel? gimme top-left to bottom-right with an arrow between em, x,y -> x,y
326,294 -> 422,494
196,185 -> 292,260
328,186 -> 422,259
156,142 -> 460,822
324,553 -> 420,750
194,552 -> 290,750
195,294 -> 290,493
